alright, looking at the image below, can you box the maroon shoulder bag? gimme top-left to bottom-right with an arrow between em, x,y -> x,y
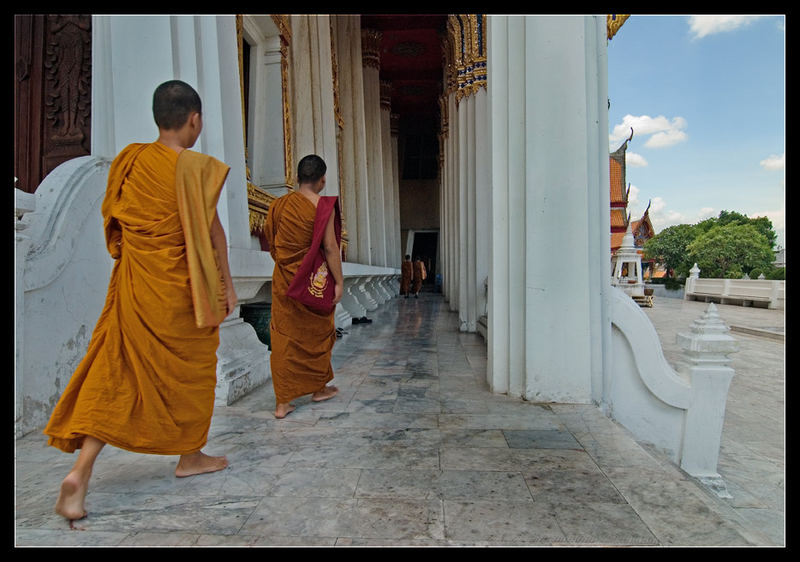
286,196 -> 342,313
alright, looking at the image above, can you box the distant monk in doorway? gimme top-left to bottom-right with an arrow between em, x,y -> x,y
401,254 -> 413,297
413,256 -> 427,297
265,154 -> 343,419
43,80 -> 237,524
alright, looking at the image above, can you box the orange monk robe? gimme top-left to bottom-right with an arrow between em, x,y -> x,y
400,260 -> 413,294
413,260 -> 426,293
44,142 -> 230,455
265,191 -> 336,404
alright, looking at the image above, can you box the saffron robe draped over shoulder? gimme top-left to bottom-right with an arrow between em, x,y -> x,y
265,191 -> 336,404
44,142 -> 230,455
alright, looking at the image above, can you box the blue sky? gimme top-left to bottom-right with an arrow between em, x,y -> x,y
606,15 -> 785,248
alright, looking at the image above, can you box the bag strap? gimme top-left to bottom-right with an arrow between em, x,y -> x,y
310,196 -> 341,251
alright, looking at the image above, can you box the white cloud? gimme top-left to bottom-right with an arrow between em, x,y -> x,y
636,196 -> 716,234
688,15 -> 764,39
610,114 -> 688,149
760,153 -> 785,170
645,128 -> 689,148
625,151 -> 648,167
627,184 -> 640,208
750,209 -> 784,228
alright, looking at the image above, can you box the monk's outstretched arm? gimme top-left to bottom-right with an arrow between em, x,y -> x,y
322,210 -> 344,305
210,212 -> 238,315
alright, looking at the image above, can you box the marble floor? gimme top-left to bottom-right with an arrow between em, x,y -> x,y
14,292 -> 784,547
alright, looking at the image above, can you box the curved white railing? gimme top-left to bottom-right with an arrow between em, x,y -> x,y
608,286 -> 691,409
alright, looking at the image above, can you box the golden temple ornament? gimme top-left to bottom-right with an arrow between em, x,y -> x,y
607,15 -> 630,40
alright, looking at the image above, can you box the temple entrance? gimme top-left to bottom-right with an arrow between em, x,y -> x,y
411,230 -> 439,289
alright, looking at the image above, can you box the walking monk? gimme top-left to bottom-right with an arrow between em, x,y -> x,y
265,155 -> 343,419
43,80 -> 237,523
413,256 -> 427,297
400,254 -> 413,297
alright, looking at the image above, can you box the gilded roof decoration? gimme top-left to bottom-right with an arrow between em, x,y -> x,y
607,14 -> 630,40
445,14 -> 486,104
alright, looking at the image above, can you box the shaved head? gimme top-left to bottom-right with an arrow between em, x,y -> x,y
152,80 -> 202,131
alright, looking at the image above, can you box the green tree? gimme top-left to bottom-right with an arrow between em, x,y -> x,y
694,210 -> 777,249
748,216 -> 778,249
643,223 -> 696,277
686,223 -> 774,278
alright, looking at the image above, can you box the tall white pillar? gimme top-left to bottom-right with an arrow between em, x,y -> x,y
361,29 -> 387,266
465,94 -> 477,332
447,92 -> 460,311
380,81 -> 398,269
333,16 -> 370,265
474,87 -> 490,324
390,113 -> 402,269
289,15 -> 340,198
487,15 -> 608,403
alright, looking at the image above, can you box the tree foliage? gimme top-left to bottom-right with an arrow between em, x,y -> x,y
642,224 -> 696,277
686,223 -> 774,279
642,210 -> 778,278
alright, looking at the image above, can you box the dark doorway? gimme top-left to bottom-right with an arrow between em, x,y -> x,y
411,232 -> 438,288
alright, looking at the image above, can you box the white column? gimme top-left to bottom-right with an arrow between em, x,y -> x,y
439,131 -> 448,302
465,94 -> 477,332
390,114 -> 402,269
487,15 -> 607,403
333,16 -> 358,263
380,81 -> 398,269
448,92 -> 460,311
334,16 -> 370,265
474,87 -> 490,324
457,97 -> 468,329
289,15 -> 340,198
362,29 -> 387,266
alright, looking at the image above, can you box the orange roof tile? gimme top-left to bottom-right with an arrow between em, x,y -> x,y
609,157 -> 626,204
610,231 -> 626,252
610,208 -> 628,229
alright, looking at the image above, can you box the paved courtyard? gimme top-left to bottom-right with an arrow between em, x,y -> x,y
14,292 -> 784,547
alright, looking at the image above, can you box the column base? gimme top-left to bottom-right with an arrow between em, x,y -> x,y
215,316 -> 270,405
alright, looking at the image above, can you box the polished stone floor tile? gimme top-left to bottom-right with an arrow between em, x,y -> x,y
503,429 -> 582,449
442,499 -> 565,544
241,496 -> 445,541
522,466 -> 626,504
546,501 -> 658,545
15,293 -> 780,546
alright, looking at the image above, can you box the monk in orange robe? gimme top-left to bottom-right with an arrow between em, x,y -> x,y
400,254 -> 413,297
265,154 -> 343,419
43,80 -> 237,523
413,256 -> 427,297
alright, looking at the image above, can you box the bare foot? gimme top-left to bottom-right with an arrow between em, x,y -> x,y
175,451 -> 228,478
274,403 -> 296,419
312,385 -> 339,402
54,471 -> 89,521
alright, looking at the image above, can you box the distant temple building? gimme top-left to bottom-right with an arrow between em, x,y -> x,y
609,135 -> 661,277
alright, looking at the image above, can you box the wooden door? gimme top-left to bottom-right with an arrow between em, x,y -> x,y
15,15 -> 91,194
